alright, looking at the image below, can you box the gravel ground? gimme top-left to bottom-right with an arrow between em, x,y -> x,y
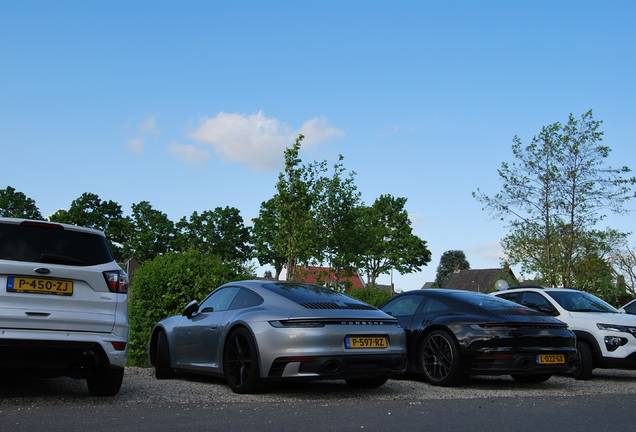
1,367 -> 635,406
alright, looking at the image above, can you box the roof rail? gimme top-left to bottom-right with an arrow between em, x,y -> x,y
497,284 -> 545,291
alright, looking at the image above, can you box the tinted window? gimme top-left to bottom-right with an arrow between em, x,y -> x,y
521,292 -> 554,310
497,292 -> 518,302
260,281 -> 362,305
624,301 -> 636,315
0,222 -> 113,266
200,287 -> 240,313
381,295 -> 425,316
422,297 -> 450,313
229,289 -> 263,310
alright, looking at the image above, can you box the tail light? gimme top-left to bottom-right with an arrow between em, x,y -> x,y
103,269 -> 129,294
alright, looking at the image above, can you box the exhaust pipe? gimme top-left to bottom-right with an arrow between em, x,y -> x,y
519,357 -> 533,369
324,360 -> 340,373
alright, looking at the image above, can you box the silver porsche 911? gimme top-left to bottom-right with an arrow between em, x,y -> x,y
148,280 -> 407,393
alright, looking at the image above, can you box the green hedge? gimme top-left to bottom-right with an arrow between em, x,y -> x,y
347,286 -> 393,307
127,250 -> 252,366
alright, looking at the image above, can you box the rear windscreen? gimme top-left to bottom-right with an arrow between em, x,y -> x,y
0,223 -> 113,266
261,281 -> 364,305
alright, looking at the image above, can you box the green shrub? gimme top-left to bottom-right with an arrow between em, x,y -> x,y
347,286 -> 393,307
127,250 -> 252,366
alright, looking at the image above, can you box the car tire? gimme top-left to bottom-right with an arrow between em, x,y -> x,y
573,341 -> 593,380
155,330 -> 175,379
87,366 -> 124,397
223,327 -> 265,394
345,376 -> 389,388
511,373 -> 552,383
419,329 -> 467,387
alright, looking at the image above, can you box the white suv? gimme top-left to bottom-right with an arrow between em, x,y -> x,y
0,218 -> 129,396
493,285 -> 636,380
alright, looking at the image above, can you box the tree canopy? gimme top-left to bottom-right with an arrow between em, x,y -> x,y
0,186 -> 43,219
434,250 -> 471,288
474,110 -> 635,288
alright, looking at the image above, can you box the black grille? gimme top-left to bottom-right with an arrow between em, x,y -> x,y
301,302 -> 377,310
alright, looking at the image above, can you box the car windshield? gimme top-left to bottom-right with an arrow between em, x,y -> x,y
546,291 -> 618,313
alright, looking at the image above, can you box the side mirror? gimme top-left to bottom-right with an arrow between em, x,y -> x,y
182,300 -> 199,319
538,305 -> 559,317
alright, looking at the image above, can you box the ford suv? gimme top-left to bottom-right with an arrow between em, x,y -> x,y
0,218 -> 129,396
492,285 -> 636,380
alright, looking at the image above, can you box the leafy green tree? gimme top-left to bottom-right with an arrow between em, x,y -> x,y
0,186 -> 42,219
175,207 -> 252,262
314,156 -> 362,275
274,135 -> 326,278
123,201 -> 176,262
474,110 -> 635,287
49,192 -> 129,261
251,197 -> 287,279
434,250 -> 471,288
356,194 -> 431,287
127,250 -> 252,366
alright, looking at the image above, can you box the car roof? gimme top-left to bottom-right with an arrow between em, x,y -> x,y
494,285 -> 580,292
0,217 -> 105,236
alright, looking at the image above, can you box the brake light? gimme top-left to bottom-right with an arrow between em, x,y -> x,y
111,342 -> 127,351
103,269 -> 129,293
20,220 -> 64,230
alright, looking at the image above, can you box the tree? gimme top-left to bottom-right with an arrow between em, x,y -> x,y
49,192 -> 129,261
175,207 -> 252,262
434,250 -> 471,288
0,186 -> 42,219
123,201 -> 176,262
274,135 -> 326,279
251,197 -> 287,279
474,110 -> 635,287
356,194 -> 431,287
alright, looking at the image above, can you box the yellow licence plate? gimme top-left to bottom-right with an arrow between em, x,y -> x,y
345,336 -> 388,349
7,277 -> 73,296
537,354 -> 565,364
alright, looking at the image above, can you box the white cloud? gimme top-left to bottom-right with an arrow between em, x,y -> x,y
139,115 -> 160,135
469,241 -> 505,262
187,111 -> 344,171
167,142 -> 210,165
127,138 -> 145,154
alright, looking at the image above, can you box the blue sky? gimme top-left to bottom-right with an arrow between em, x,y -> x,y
1,1 -> 635,290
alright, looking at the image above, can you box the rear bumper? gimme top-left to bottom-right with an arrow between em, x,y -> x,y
0,329 -> 127,376
464,349 -> 578,375
266,353 -> 407,381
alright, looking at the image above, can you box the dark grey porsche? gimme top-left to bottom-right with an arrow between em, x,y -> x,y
380,289 -> 577,386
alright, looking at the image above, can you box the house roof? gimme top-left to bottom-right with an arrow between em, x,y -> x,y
443,268 -> 516,293
290,266 -> 366,291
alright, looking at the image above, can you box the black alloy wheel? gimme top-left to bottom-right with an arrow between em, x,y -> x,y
419,329 -> 467,387
223,327 -> 265,394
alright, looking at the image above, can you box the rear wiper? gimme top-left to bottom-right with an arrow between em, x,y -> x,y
40,253 -> 86,265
